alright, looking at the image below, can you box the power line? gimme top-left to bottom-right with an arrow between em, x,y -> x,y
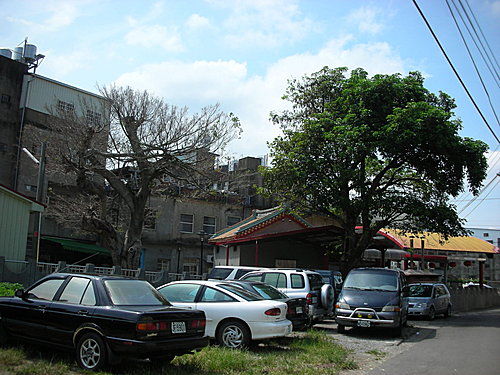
446,0 -> 500,126
412,0 -> 500,144
460,0 -> 500,84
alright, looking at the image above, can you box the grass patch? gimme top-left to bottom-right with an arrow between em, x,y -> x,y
366,349 -> 386,360
0,331 -> 357,375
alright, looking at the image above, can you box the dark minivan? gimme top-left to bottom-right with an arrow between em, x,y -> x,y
335,268 -> 409,335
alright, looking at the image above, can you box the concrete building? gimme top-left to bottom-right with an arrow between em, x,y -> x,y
0,49 -> 110,261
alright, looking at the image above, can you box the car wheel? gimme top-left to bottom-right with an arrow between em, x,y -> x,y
428,306 -> 436,321
217,320 -> 250,349
76,333 -> 107,371
444,305 -> 452,318
337,324 -> 346,334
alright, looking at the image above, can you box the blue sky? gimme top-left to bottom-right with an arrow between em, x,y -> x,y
1,0 -> 499,228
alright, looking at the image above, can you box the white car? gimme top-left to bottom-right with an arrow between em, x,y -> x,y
157,280 -> 292,348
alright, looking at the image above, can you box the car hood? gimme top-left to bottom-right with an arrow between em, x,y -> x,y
339,289 -> 399,308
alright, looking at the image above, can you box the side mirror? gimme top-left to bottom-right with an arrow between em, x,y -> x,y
14,289 -> 26,299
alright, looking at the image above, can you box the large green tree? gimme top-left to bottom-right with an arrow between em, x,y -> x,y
263,67 -> 488,274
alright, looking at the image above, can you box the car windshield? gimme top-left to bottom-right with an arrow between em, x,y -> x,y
218,284 -> 264,301
105,279 -> 171,306
409,285 -> 433,297
250,284 -> 287,299
208,268 -> 233,280
343,271 -> 398,292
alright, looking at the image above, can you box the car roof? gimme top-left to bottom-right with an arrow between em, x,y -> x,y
48,273 -> 136,281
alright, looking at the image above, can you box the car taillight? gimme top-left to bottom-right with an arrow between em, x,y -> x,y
136,322 -> 168,332
265,308 -> 281,316
191,319 -> 206,329
306,293 -> 313,305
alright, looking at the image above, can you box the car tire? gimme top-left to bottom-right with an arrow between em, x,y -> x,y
337,324 -> 346,334
217,320 -> 250,349
76,332 -> 107,371
444,305 -> 451,318
320,284 -> 334,313
428,306 -> 436,321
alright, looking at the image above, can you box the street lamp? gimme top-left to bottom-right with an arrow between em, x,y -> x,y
176,240 -> 182,274
197,230 -> 208,275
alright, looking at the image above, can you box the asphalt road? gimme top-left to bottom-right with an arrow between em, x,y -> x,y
367,308 -> 500,375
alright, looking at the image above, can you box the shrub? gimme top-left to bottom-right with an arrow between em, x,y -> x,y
0,282 -> 23,297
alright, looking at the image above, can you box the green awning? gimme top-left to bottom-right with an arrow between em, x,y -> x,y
42,236 -> 110,255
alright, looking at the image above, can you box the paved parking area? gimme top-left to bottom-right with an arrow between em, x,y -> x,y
311,318 -> 438,374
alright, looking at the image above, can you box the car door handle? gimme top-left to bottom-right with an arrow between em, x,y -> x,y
78,310 -> 89,315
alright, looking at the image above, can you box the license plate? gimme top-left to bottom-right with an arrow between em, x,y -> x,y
171,321 -> 186,334
357,320 -> 371,328
296,306 -> 303,314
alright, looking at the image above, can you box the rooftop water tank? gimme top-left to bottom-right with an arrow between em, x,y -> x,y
0,48 -> 12,59
24,44 -> 37,61
13,46 -> 23,61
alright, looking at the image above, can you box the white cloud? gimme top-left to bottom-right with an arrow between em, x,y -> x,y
186,14 -> 211,30
41,47 -> 97,78
113,36 -> 407,156
346,6 -> 386,35
125,23 -> 184,52
7,1 -> 82,33
209,0 -> 316,48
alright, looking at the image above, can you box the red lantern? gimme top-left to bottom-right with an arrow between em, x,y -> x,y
448,262 -> 456,268
464,260 -> 472,267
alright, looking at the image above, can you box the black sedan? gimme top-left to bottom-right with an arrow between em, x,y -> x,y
222,280 -> 310,330
0,273 -> 208,371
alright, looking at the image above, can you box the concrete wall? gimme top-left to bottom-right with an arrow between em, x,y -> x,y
449,286 -> 500,312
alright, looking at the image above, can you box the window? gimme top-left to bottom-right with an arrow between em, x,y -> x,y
25,185 -> 38,193
200,287 -> 235,302
203,216 -> 216,235
86,110 -> 102,126
28,279 -> 65,301
157,258 -> 170,271
241,273 -> 263,282
144,208 -> 157,230
180,214 -> 193,233
183,257 -> 199,274
483,233 -> 489,238
263,272 -> 287,288
1,94 -> 11,104
227,216 -> 241,227
291,274 -> 305,289
59,277 -> 91,304
159,283 -> 201,303
57,100 -> 75,113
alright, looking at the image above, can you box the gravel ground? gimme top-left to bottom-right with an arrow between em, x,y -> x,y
312,319 -> 427,375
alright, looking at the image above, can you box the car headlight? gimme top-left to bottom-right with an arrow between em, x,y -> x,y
415,302 -> 427,308
382,305 -> 401,312
336,302 -> 350,309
